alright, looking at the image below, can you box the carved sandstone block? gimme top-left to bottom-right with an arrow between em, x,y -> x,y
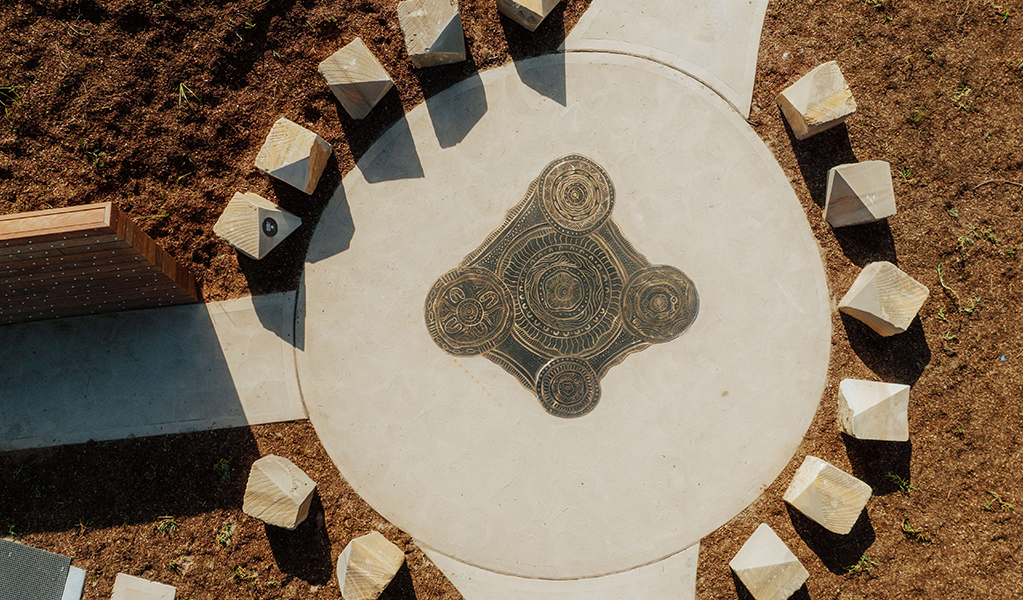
729,524 -> 809,600
111,573 -> 176,600
398,0 -> 466,68
213,192 -> 302,260
783,456 -> 871,535
824,161 -> 897,227
777,61 -> 857,140
337,531 -> 405,600
318,38 -> 394,120
254,117 -> 332,194
838,261 -> 929,337
838,378 -> 910,442
497,0 -> 563,32
242,455 -> 317,530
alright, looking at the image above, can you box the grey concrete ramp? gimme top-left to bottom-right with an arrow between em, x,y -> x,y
0,292 -> 305,451
298,52 -> 830,597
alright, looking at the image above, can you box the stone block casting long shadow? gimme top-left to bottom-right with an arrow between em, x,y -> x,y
265,492 -> 333,585
500,4 -> 568,106
731,571 -> 810,600
786,505 -> 875,574
785,121 -> 858,207
842,434 -> 913,496
841,314 -> 931,386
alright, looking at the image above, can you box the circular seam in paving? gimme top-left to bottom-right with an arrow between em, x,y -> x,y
297,52 -> 830,580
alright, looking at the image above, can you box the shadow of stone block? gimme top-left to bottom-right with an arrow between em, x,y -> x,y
832,219 -> 898,267
784,120 -> 858,207
841,314 -> 931,386
786,504 -> 875,574
265,492 -> 333,585
379,562 -> 418,600
732,570 -> 811,600
842,434 -> 913,496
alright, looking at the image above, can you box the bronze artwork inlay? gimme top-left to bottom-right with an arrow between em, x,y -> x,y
425,155 -> 699,417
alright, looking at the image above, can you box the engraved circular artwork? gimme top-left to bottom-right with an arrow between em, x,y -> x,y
538,154 -> 614,236
262,217 -> 278,237
425,267 -> 514,356
423,154 -> 697,418
499,227 -> 623,359
535,357 -> 600,417
622,266 -> 699,343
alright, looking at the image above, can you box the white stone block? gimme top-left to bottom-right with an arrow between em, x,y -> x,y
254,117 -> 332,194
729,524 -> 809,600
398,0 -> 465,68
497,0 -> 563,32
213,192 -> 302,260
318,38 -> 394,120
824,161 -> 896,227
837,378 -> 910,442
337,531 -> 405,600
838,261 -> 929,337
777,61 -> 856,140
783,456 -> 871,535
242,455 -> 317,530
110,573 -> 176,600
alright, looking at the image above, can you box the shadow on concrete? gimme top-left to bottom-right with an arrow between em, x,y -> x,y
841,314 -> 931,386
833,220 -> 898,267
842,434 -> 913,496
379,562 -> 419,600
0,427 -> 259,532
786,505 -> 875,574
333,87 -> 425,183
785,121 -> 858,207
304,186 -> 355,265
413,52 -> 489,149
358,115 -> 426,183
732,571 -> 810,600
500,5 -> 569,106
266,492 -> 333,585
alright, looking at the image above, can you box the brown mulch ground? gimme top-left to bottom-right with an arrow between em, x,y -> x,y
2,0 -> 1023,598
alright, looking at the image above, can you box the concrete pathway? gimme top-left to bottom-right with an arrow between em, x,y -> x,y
0,292 -> 305,451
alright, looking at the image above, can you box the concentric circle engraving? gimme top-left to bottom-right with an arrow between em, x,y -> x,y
535,357 -> 600,417
622,265 -> 699,343
538,155 -> 614,236
425,267 -> 513,356
499,227 -> 624,358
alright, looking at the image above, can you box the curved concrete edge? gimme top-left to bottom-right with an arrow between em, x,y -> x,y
563,0 -> 769,117
422,543 -> 699,600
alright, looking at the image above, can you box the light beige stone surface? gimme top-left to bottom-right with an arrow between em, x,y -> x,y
838,261 -> 929,336
729,524 -> 808,600
398,0 -> 465,68
242,455 -> 316,530
824,161 -> 896,227
337,531 -> 405,600
837,378 -> 910,442
254,117 -> 332,194
111,573 -> 176,600
776,61 -> 856,140
318,38 -> 394,120
783,456 -> 871,535
213,192 -> 302,260
498,0 -> 562,31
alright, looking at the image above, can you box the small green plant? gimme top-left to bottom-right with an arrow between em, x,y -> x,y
1017,59 -> 1023,70
77,140 -> 107,168
909,106 -> 927,125
213,458 -> 231,483
995,6 -> 1010,22
156,516 -> 179,534
936,263 -> 981,314
243,21 -> 255,28
845,555 -> 878,574
952,84 -> 973,110
947,206 -> 959,217
76,518 -> 91,534
860,0 -> 883,7
0,85 -> 19,114
232,565 -> 258,583
177,82 -> 200,111
168,555 -> 193,574
5,523 -> 16,538
901,515 -> 932,543
218,522 -> 236,548
951,425 -> 965,438
898,166 -> 913,181
885,472 -> 916,493
1004,246 -> 1018,257
985,491 -> 1015,513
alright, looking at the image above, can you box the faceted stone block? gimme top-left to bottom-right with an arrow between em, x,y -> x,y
254,117 -> 332,194
783,456 -> 871,535
838,261 -> 929,337
777,61 -> 857,140
824,161 -> 897,227
838,378 -> 910,442
398,0 -> 466,68
110,573 -> 176,600
213,192 -> 302,260
337,531 -> 405,600
497,0 -> 563,32
729,524 -> 809,600
318,38 -> 394,120
242,455 -> 317,530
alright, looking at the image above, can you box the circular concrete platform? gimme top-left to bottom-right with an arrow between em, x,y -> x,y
297,52 -> 830,581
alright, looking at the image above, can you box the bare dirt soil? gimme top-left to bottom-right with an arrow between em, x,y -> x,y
2,0 -> 1023,598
